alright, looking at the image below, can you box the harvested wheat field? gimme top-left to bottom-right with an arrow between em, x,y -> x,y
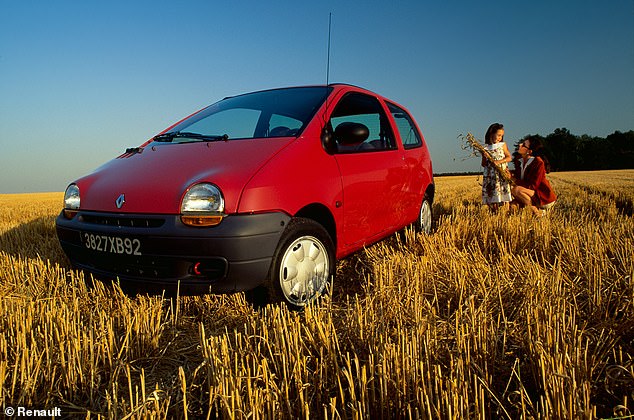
1,170 -> 633,419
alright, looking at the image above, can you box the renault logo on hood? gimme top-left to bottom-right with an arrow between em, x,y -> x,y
116,194 -> 126,209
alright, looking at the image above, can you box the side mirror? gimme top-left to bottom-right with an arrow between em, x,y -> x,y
334,122 -> 369,146
321,123 -> 336,154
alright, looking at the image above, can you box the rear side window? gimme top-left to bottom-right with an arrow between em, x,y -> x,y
387,102 -> 422,149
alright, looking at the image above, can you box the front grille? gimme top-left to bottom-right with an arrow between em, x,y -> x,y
80,214 -> 165,228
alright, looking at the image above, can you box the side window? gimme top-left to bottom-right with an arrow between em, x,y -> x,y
387,102 -> 422,149
268,114 -> 303,137
329,93 -> 396,153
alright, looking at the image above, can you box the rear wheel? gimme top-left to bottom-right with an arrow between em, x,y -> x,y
416,197 -> 433,234
266,217 -> 335,309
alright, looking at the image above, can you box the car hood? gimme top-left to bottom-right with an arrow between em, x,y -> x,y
75,138 -> 293,214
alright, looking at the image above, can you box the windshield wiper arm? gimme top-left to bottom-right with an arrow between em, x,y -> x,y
178,132 -> 229,141
152,132 -> 177,142
152,131 -> 229,142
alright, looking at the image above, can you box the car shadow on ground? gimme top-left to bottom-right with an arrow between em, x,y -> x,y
0,216 -> 69,267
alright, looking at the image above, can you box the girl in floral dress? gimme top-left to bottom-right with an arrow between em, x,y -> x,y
481,123 -> 512,210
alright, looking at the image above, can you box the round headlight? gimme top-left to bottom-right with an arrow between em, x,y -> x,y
64,184 -> 81,210
181,183 -> 224,213
62,184 -> 80,219
181,183 -> 225,227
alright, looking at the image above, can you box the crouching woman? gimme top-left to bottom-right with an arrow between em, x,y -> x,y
511,136 -> 557,216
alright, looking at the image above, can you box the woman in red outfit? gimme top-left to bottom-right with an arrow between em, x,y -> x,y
511,136 -> 557,216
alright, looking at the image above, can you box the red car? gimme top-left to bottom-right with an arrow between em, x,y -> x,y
56,84 -> 434,308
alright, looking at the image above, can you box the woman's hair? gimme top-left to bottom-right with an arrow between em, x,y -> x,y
485,123 -> 504,145
525,136 -> 552,173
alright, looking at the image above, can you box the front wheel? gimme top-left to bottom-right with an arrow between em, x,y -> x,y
266,217 -> 335,309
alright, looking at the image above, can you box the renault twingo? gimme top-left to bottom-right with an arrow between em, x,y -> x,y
56,84 -> 434,308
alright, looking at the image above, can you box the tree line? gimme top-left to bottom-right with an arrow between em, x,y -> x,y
518,128 -> 634,172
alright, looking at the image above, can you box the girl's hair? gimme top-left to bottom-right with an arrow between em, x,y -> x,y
485,123 -> 504,145
525,136 -> 552,173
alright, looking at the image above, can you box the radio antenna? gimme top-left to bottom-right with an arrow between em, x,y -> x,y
326,12 -> 332,85
321,12 -> 334,152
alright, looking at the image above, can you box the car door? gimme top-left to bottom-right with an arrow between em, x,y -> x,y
386,101 -> 430,224
329,92 -> 408,248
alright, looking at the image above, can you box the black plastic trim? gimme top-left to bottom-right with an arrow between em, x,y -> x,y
56,211 -> 290,294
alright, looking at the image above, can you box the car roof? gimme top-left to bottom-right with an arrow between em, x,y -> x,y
218,84 -> 409,114
222,84 -> 378,100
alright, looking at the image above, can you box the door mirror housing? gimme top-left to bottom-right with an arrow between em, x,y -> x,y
334,122 -> 369,146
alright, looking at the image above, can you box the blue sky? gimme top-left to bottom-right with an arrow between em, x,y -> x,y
1,0 -> 633,193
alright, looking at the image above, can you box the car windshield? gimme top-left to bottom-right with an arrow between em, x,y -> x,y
155,86 -> 332,143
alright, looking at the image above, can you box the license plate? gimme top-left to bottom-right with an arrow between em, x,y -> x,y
82,232 -> 142,256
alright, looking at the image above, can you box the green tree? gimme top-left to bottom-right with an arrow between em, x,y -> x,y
528,129 -> 633,172
546,128 -> 579,171
606,130 -> 634,169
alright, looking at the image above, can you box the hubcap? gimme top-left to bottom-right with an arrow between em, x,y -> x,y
279,235 -> 329,306
419,200 -> 432,234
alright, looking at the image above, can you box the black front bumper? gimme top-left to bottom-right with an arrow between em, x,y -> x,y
56,210 -> 290,294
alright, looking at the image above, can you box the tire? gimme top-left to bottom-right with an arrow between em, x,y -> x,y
415,197 -> 433,234
266,217 -> 335,309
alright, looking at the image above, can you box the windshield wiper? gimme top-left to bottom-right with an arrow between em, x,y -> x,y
152,132 -> 229,142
